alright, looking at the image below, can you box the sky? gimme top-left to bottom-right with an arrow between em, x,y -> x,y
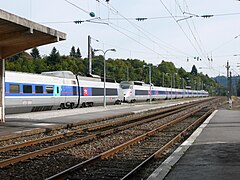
1,0 -> 240,77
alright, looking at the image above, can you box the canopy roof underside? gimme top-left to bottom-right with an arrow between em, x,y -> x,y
0,9 -> 66,59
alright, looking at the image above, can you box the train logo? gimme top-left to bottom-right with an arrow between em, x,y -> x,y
84,87 -> 88,96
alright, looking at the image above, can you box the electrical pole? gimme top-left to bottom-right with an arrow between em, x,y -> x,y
88,35 -> 92,74
162,73 -> 164,87
149,65 -> 151,103
226,61 -> 230,100
230,71 -> 232,99
127,66 -> 129,81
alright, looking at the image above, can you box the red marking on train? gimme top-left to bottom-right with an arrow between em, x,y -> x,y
84,87 -> 88,96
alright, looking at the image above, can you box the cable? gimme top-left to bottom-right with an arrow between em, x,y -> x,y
97,0 -> 193,68
159,0 -> 222,75
158,0 -> 203,58
64,0 -> 95,17
107,23 -> 166,59
209,34 -> 240,53
180,1 -> 208,59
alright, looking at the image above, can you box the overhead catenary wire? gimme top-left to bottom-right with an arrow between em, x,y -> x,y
178,0 -> 208,59
41,0 -> 233,76
158,0 -> 221,74
60,0 -> 171,61
96,0 -> 193,68
64,0 -> 92,15
41,19 -> 187,60
158,0 -> 203,60
175,0 -> 212,71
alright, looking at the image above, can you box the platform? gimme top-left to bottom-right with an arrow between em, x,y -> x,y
148,109 -> 240,180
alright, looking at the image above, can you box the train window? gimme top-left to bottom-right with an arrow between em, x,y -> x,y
135,90 -> 148,95
107,88 -> 118,96
35,86 -> 43,93
23,85 -> 32,93
92,88 -> 103,96
158,91 -> 165,95
46,86 -> 53,94
73,86 -> 77,95
120,84 -> 130,89
10,84 -> 20,93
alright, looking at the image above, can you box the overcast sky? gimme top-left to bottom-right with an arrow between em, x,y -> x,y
1,0 -> 240,77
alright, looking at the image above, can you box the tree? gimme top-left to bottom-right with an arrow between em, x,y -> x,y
33,58 -> 48,73
7,52 -> 23,61
30,47 -> 41,59
190,65 -> 198,76
76,48 -> 82,58
158,60 -> 176,73
178,67 -> 187,78
70,46 -> 76,57
47,47 -> 61,66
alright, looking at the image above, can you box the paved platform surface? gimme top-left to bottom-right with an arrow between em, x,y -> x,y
148,109 -> 240,180
0,99 -> 198,138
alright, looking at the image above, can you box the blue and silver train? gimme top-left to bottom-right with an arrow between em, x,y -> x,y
5,71 -> 123,114
5,71 -> 208,114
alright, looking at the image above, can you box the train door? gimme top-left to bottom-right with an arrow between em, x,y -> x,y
53,85 -> 62,105
54,85 -> 61,96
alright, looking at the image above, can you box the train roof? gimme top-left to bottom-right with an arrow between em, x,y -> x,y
120,81 -> 151,86
41,71 -> 75,79
78,74 -> 101,82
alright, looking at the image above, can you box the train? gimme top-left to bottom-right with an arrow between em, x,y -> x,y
5,70 -> 208,114
120,81 -> 208,103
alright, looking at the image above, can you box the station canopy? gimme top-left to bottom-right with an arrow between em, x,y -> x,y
0,9 -> 66,59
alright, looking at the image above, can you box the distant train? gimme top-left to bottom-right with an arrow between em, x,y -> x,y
120,81 -> 208,102
5,71 -> 208,114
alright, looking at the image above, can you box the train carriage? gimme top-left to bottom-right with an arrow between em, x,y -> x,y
78,79 -> 123,107
5,71 -> 75,114
120,81 -> 152,102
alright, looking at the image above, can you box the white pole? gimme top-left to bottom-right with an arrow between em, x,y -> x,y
103,52 -> 106,108
0,58 -> 5,123
149,65 -> 151,103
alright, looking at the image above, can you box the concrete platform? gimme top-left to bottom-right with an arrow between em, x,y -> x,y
0,99 -> 198,139
148,109 -> 240,180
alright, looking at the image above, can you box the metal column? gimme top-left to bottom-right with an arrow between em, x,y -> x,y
0,57 -> 5,123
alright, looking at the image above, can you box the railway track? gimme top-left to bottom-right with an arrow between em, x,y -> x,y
0,100 -> 206,167
0,97 -> 223,179
47,107 -> 213,180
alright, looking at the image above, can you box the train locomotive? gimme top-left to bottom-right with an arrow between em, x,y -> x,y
5,70 -> 208,114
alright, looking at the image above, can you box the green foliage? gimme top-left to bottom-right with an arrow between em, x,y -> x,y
47,47 -> 61,67
70,46 -> 82,58
30,47 -> 41,59
70,46 -> 76,57
157,60 -> 176,73
5,47 -> 219,94
190,65 -> 198,76
76,48 -> 82,58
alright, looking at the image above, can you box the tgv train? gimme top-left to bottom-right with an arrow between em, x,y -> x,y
4,70 -> 208,114
5,71 -> 123,114
120,81 -> 208,103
